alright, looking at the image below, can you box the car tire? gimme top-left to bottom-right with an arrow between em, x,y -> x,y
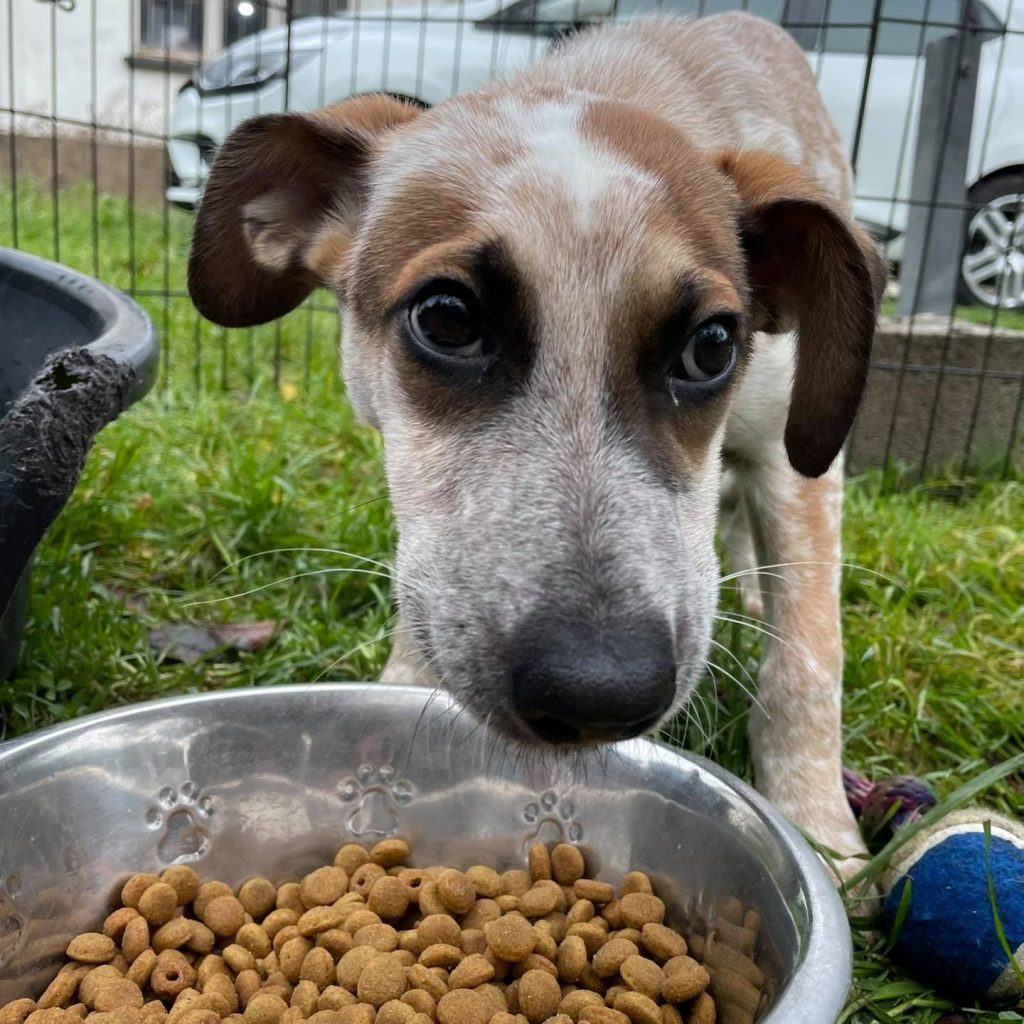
957,172 -> 1024,309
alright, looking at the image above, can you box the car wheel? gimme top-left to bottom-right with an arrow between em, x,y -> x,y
958,173 -> 1024,309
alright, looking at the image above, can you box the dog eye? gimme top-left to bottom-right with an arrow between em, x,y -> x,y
671,320 -> 736,383
408,285 -> 483,358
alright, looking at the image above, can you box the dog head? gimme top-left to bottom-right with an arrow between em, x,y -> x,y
189,89 -> 884,746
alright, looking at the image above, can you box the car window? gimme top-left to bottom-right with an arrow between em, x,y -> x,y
611,0 -> 1001,54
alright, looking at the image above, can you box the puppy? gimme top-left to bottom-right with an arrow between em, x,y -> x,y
188,13 -> 886,870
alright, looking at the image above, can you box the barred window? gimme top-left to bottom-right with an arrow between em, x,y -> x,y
138,0 -> 203,53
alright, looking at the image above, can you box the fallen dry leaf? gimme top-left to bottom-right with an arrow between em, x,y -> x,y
149,620 -> 280,663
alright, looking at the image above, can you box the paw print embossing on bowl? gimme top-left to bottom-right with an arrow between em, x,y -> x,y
338,742 -> 416,838
0,875 -> 24,970
522,789 -> 583,855
147,780 -> 214,864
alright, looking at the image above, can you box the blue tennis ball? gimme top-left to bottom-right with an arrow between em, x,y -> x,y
883,810 -> 1024,1006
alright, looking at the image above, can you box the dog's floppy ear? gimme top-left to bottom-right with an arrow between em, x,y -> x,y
188,95 -> 421,328
716,150 -> 886,478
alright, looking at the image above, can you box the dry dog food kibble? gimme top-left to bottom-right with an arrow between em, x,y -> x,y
0,842 -> 765,1024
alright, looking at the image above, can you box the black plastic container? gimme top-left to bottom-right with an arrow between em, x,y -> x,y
0,248 -> 158,679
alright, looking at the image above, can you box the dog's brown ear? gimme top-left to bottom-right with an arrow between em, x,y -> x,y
717,150 -> 886,478
188,95 -> 421,328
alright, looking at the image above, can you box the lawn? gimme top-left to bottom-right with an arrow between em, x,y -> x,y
2,180 -> 1023,1022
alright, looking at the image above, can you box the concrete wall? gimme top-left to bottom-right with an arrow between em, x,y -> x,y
850,316 -> 1024,472
0,134 -> 168,204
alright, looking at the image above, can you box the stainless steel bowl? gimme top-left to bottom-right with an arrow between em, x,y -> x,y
0,685 -> 850,1019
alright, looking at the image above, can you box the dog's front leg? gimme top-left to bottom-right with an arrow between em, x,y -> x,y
741,451 -> 867,875
380,617 -> 439,686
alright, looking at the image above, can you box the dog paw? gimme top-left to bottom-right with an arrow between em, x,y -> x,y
147,781 -> 213,865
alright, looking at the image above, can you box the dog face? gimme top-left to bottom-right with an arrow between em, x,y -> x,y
189,90 -> 884,746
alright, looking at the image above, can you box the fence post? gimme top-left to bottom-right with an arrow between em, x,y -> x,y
897,27 -> 983,316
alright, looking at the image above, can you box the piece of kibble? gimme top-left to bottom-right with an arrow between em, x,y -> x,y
279,936 -> 315,983
549,846 -> 585,886
300,866 -> 351,907
559,992 -> 604,1022
417,915 -> 460,948
526,845 -> 552,883
686,994 -> 715,1024
335,844 -> 371,875
120,874 -> 161,910
319,929 -> 354,960
433,872 -> 473,916
355,923 -> 399,953
484,915 -> 536,963
638,925 -> 686,963
447,954 -> 494,989
572,881 -> 614,905
187,921 -> 214,955
368,877 -> 411,921
370,840 -> 410,869
238,877 -> 278,919
612,993 -> 662,1024
35,973 -> 75,1011
566,901 -> 595,929
66,934 -> 115,965
300,946 -> 336,989
160,866 -> 201,907
436,990 -> 489,1024
338,946 -> 383,991
152,917 -> 192,953
202,896 -> 247,938
193,880 -> 234,919
518,885 -> 561,919
120,916 -> 150,962
621,874 -> 653,896
619,957 -> 664,1001
377,999 -> 416,1024
149,951 -> 196,998
517,969 -> 561,1024
319,988 -> 358,1012
357,955 -> 407,1007
618,895 -> 665,930
350,864 -> 386,900
91,979 -> 144,1012
400,990 -> 436,1017
501,871 -> 532,898
0,1000 -> 37,1024
579,1008 -> 630,1024
418,943 -> 462,969
102,907 -> 139,941
263,909 -> 300,940
244,994 -> 289,1024
660,959 -> 709,1004
463,866 -> 502,899
555,936 -> 587,983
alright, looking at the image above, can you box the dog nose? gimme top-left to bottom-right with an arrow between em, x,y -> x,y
509,612 -> 677,745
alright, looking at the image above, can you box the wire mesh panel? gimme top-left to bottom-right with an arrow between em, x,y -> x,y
1,0 -> 1022,477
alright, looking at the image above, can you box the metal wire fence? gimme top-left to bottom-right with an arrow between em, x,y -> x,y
2,0 -> 1022,478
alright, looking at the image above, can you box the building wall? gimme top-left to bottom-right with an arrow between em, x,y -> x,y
0,0 -> 195,143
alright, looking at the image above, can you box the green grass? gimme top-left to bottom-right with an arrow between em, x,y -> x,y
3,181 -> 1023,1022
881,296 -> 1024,332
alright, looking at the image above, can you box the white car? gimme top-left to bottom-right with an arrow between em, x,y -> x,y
166,0 -> 1024,307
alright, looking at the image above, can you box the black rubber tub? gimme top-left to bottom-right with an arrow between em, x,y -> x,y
0,248 -> 158,679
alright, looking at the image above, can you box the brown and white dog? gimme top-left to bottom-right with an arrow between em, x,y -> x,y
188,13 -> 886,870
